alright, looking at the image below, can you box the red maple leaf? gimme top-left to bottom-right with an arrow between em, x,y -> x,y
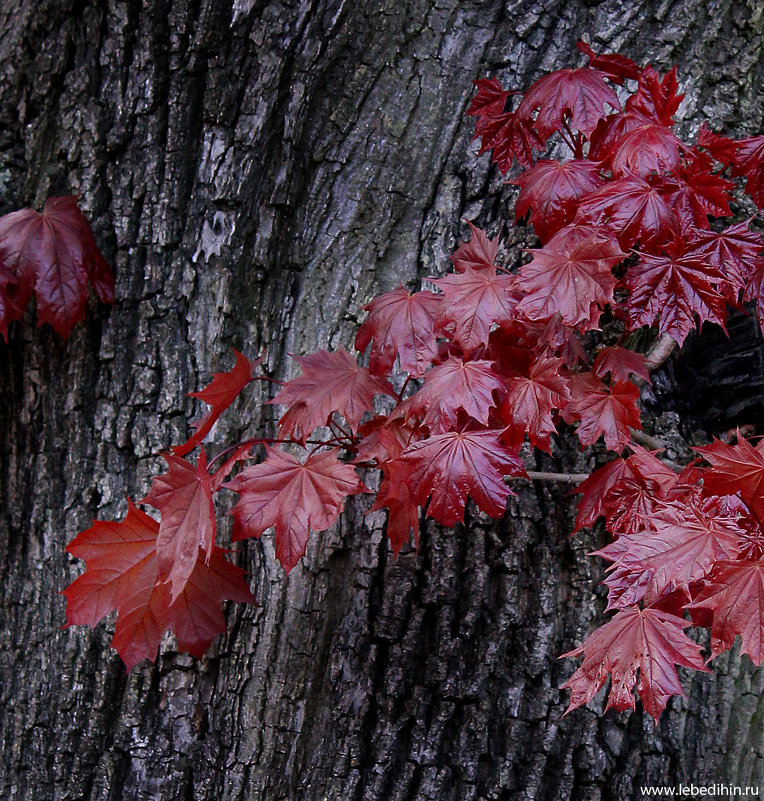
732,135 -> 764,208
696,435 -> 764,521
610,124 -> 682,178
141,450 -> 216,602
687,559 -> 764,664
473,110 -> 545,172
697,123 -> 739,166
270,348 -> 394,442
354,287 -> 442,377
369,458 -> 420,557
512,159 -> 604,243
575,41 -> 642,83
589,112 -> 654,166
467,76 -> 510,119
406,356 -> 504,432
576,174 -> 677,249
432,267 -> 519,353
595,501 -> 742,609
449,221 -> 499,272
0,196 -> 114,338
173,350 -> 257,457
573,446 -> 679,531
562,605 -> 708,720
624,66 -> 683,127
626,246 -> 728,345
565,373 -> 641,451
592,347 -> 651,383
515,225 -> 624,329
225,447 -> 368,573
63,501 -> 254,669
687,221 -> 764,301
498,355 -> 571,452
517,68 -> 620,139
660,165 -> 734,233
393,429 -> 526,527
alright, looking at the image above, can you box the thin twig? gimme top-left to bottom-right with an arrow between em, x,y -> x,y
629,428 -> 684,472
505,470 -> 589,484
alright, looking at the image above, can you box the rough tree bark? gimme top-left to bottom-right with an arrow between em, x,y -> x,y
1,1 -> 763,799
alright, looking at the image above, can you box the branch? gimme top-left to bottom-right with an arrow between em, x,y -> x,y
505,470 -> 589,484
634,333 -> 678,387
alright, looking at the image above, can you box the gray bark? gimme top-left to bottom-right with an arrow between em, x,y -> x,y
0,1 -> 763,799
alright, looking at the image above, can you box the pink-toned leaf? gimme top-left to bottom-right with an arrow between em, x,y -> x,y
142,450 -> 216,602
565,374 -> 641,452
355,287 -> 442,377
406,356 -> 504,432
562,605 -> 708,720
687,559 -> 764,665
626,246 -> 728,345
592,347 -> 651,383
0,196 -> 113,338
498,355 -> 571,452
270,348 -> 394,442
515,225 -> 624,329
517,68 -> 620,139
432,267 -> 519,353
732,135 -> 764,208
394,429 -> 526,527
173,350 -> 257,457
450,221 -> 499,273
225,447 -> 368,573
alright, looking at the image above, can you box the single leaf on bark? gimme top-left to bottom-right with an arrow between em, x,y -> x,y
63,500 -> 254,669
225,447 -> 368,574
565,374 -> 641,451
355,287 -> 442,377
562,605 -> 708,720
512,159 -> 604,243
449,221 -> 499,272
687,559 -> 764,665
517,68 -> 620,139
393,429 -> 526,527
270,348 -> 394,442
141,450 -> 216,602
173,350 -> 257,457
515,225 -> 624,329
466,76 -> 510,119
432,267 -> 519,353
0,196 -> 114,338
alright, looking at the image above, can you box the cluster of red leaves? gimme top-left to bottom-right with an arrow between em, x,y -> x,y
62,40 -> 764,724
0,197 -> 114,339
565,435 -> 764,719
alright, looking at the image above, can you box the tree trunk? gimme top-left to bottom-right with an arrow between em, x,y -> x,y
1,2 -> 763,799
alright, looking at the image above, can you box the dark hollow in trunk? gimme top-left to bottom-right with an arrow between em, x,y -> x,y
1,2 -> 763,799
